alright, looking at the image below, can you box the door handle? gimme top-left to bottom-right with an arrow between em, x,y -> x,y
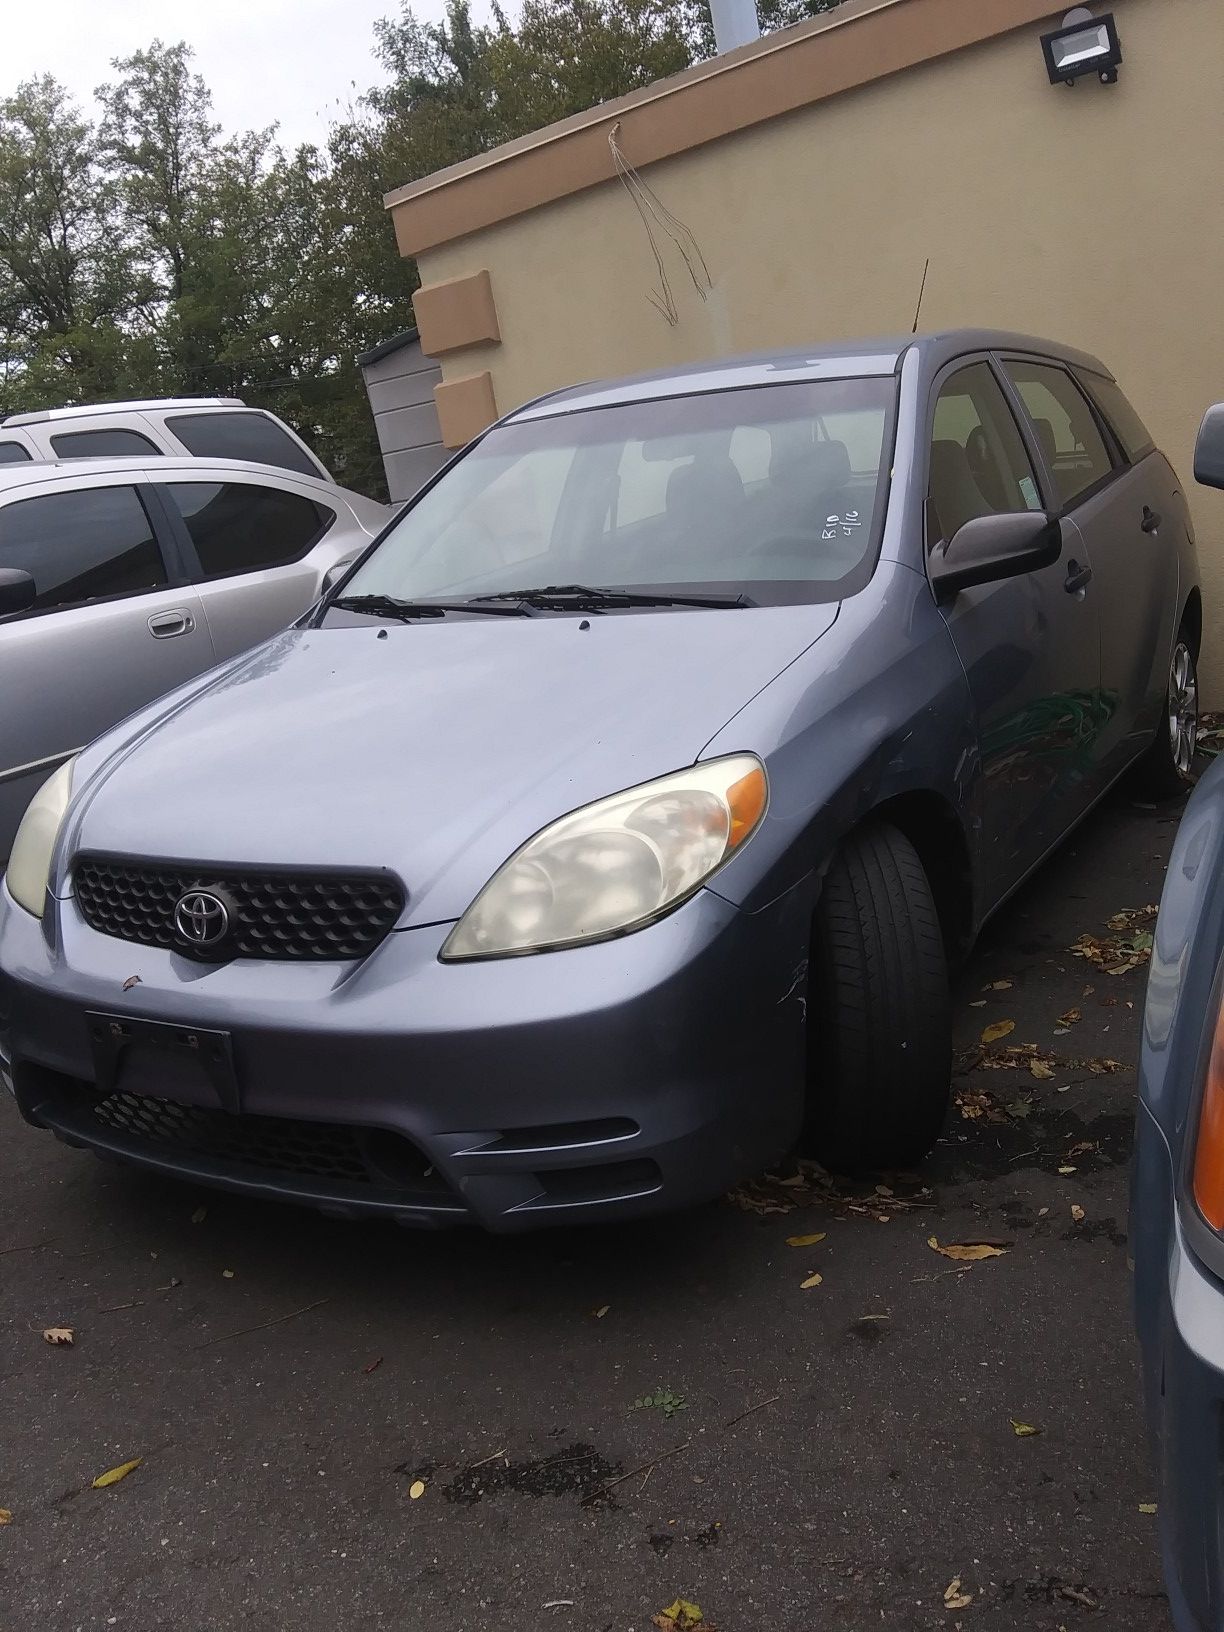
147,609 -> 194,639
1064,560 -> 1093,595
1141,506 -> 1162,534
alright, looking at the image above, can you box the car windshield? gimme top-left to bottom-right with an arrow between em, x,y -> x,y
339,377 -> 897,609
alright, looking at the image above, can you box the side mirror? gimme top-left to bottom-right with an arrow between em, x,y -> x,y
0,567 -> 36,617
322,557 -> 357,597
929,511 -> 1061,601
1194,404 -> 1224,490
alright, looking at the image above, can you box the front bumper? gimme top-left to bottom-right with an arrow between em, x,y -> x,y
1133,1102 -> 1224,1632
0,879 -> 809,1231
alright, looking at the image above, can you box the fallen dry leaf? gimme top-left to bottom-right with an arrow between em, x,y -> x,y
1057,1008 -> 1082,1026
593,1304 -> 610,1319
1029,1059 -> 1055,1080
928,1236 -> 1007,1262
1011,1419 -> 1042,1437
409,1479 -> 426,1500
799,1273 -> 823,1289
652,1601 -> 710,1632
41,1327 -> 74,1347
92,1458 -> 142,1489
786,1232 -> 827,1248
122,974 -> 142,991
1058,1165 -> 1077,1175
221,1269 -> 234,1279
0,1509 -> 10,1525
1038,1206 -> 1050,1217
1071,1204 -> 1086,1223
981,1019 -> 1015,1045
987,979 -> 1013,991
968,999 -> 987,1008
362,1356 -> 383,1375
944,1578 -> 974,1610
1139,1502 -> 1157,1514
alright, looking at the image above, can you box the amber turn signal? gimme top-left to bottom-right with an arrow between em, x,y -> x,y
1193,1003 -> 1224,1232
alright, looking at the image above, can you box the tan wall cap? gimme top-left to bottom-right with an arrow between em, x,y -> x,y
435,371 -> 499,449
385,0 -> 1075,255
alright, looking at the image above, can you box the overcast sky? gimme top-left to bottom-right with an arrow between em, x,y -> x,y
1,0 -> 464,150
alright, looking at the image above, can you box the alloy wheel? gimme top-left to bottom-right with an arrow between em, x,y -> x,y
1168,640 -> 1198,777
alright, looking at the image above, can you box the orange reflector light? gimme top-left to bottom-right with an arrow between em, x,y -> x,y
727,766 -> 767,849
1194,1005 -> 1224,1232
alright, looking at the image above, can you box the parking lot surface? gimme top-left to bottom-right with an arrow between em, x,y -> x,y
0,788 -> 1182,1630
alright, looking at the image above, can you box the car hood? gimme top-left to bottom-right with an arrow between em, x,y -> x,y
66,607 -> 837,927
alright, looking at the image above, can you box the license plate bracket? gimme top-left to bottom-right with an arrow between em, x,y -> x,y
86,1012 -> 239,1113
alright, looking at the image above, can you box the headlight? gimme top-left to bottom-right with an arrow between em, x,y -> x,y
5,758 -> 75,918
442,754 -> 767,960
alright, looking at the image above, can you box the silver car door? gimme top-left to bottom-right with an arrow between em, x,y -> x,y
0,478 -> 216,860
157,474 -> 360,662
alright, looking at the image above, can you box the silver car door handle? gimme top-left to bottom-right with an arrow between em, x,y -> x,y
148,609 -> 195,639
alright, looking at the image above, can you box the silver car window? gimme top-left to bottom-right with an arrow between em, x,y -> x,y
167,482 -> 333,580
0,486 -> 167,615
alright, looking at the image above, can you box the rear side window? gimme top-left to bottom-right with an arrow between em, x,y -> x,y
0,441 -> 32,464
0,486 -> 166,614
1001,360 -> 1116,507
167,411 -> 321,478
1077,373 -> 1155,462
50,427 -> 161,459
167,482 -> 333,579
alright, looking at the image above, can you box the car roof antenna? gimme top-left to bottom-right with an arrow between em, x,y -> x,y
911,257 -> 931,335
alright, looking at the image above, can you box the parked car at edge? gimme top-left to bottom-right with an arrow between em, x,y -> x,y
0,330 -> 1200,1231
1133,404 -> 1224,1632
0,397 -> 333,482
0,456 -> 389,857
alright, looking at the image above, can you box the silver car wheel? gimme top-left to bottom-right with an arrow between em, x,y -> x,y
1168,640 -> 1198,777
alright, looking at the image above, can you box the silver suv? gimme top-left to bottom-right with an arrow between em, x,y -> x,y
0,398 -> 332,482
0,455 -> 389,857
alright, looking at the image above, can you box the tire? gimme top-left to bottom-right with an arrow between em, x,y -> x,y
1137,633 -> 1199,799
804,821 -> 951,1173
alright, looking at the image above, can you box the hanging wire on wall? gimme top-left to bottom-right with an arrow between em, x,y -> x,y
608,121 -> 713,326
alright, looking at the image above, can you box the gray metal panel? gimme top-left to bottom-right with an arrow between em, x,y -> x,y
384,445 -> 447,502
376,403 -> 446,458
360,337 -> 437,387
367,371 -> 438,416
360,332 -> 445,499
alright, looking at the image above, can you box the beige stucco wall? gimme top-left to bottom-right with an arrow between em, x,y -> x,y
414,0 -> 1224,686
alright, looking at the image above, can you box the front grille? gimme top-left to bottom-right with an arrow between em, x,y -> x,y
74,857 -> 404,961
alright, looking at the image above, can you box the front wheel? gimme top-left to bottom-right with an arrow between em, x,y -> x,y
804,822 -> 951,1173
1137,635 -> 1198,798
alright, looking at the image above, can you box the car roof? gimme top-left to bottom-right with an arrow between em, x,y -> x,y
2,397 -> 245,426
507,328 -> 1114,419
0,455 -> 339,495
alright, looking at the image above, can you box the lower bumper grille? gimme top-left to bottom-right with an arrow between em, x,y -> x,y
23,1070 -> 460,1212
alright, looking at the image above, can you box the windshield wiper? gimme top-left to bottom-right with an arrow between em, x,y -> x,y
469,583 -> 750,611
331,593 -> 532,621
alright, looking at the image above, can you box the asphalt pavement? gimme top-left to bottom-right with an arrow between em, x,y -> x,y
0,785 -> 1186,1631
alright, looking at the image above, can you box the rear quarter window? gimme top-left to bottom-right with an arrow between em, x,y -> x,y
1077,372 -> 1156,462
0,440 -> 32,464
50,427 -> 161,458
166,411 -> 321,478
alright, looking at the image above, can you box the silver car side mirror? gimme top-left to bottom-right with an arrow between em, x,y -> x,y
1193,404 -> 1224,491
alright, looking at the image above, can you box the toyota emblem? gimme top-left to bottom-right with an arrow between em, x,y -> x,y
174,890 -> 230,949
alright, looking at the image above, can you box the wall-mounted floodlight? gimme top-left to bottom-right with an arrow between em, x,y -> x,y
1041,7 -> 1122,85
